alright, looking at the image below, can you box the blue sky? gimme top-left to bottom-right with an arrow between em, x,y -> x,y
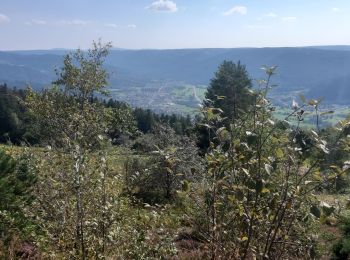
0,0 -> 349,50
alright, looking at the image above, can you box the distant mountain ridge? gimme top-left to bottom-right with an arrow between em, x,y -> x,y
0,46 -> 350,105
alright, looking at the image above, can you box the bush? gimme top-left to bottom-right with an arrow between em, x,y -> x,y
332,217 -> 350,259
0,149 -> 37,258
127,124 -> 204,204
186,67 -> 350,259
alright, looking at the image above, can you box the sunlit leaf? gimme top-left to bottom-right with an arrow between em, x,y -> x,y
265,164 -> 273,175
276,148 -> 284,159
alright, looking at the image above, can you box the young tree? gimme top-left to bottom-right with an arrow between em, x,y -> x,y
25,41 -> 178,259
26,41 -> 122,258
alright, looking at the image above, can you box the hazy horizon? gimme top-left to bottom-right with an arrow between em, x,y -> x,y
2,44 -> 350,52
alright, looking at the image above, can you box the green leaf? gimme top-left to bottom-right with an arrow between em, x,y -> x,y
320,201 -> 335,217
200,123 -> 212,129
242,168 -> 250,177
182,180 -> 190,192
265,164 -> 273,175
313,171 -> 323,181
319,144 -> 329,154
310,205 -> 321,218
310,130 -> 318,137
276,148 -> 284,159
165,167 -> 173,174
267,119 -> 275,126
241,236 -> 248,242
261,188 -> 270,193
216,127 -> 226,135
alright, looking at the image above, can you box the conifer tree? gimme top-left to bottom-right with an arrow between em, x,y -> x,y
204,60 -> 253,122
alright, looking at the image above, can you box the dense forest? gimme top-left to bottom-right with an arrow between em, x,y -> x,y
0,84 -> 193,145
1,42 -> 350,259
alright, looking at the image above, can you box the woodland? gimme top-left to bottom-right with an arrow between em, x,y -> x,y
1,41 -> 350,259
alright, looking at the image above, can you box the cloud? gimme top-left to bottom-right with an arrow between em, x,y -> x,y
146,0 -> 178,13
332,7 -> 340,13
282,16 -> 297,22
256,12 -> 277,21
31,19 -> 47,25
223,6 -> 247,16
245,24 -> 266,30
264,12 -> 277,18
127,24 -> 137,29
104,23 -> 118,28
56,19 -> 91,26
0,14 -> 10,23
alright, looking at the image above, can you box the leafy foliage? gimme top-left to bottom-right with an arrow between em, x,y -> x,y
0,149 -> 36,258
0,85 -> 40,144
3,43 -> 350,259
127,124 -> 203,203
186,66 -> 350,259
332,216 -> 350,259
24,41 -> 179,258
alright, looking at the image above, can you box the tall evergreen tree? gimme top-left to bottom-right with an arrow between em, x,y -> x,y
197,61 -> 254,153
204,60 -> 253,122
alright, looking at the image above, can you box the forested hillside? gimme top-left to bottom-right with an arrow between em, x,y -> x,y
2,42 -> 350,259
1,46 -> 350,111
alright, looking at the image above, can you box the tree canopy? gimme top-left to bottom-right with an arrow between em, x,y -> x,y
204,60 -> 253,122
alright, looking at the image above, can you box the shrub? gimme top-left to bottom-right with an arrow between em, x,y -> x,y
186,66 -> 350,259
332,216 -> 350,259
127,124 -> 204,204
0,149 -> 37,258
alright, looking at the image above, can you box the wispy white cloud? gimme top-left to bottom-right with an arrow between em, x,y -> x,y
282,16 -> 297,22
332,7 -> 340,13
31,19 -> 47,25
0,13 -> 10,23
56,19 -> 91,26
127,24 -> 137,29
256,12 -> 277,21
25,19 -> 122,29
264,12 -> 277,18
146,0 -> 178,13
104,23 -> 118,28
223,6 -> 247,16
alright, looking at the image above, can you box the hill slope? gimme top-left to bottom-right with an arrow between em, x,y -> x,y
0,46 -> 350,109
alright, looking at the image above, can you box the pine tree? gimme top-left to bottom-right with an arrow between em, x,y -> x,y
204,60 -> 253,122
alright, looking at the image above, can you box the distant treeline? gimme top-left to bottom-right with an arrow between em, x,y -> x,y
0,84 -> 38,144
0,84 -> 193,145
103,98 -> 192,135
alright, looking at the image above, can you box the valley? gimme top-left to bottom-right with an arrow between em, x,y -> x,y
1,46 -> 350,124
